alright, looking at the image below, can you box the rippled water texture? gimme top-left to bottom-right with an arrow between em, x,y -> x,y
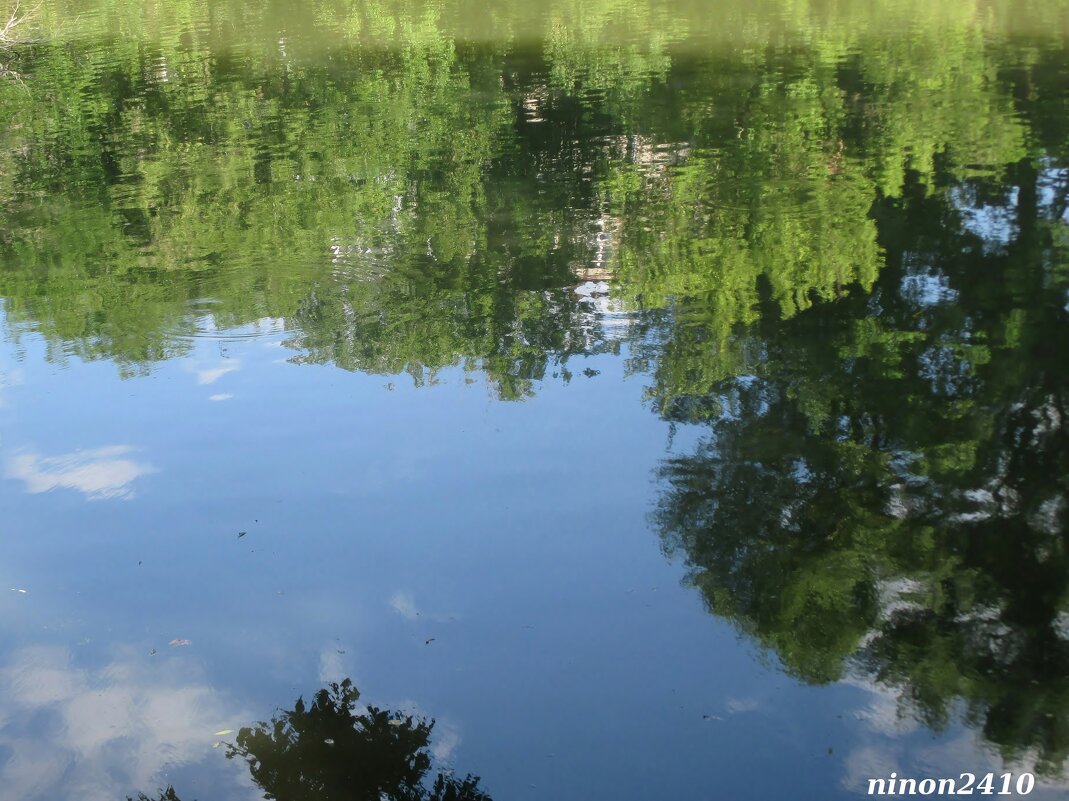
1,1 -> 1068,799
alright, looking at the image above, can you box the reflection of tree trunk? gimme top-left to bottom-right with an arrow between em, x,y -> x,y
1012,158 -> 1039,249
982,160 -> 1069,643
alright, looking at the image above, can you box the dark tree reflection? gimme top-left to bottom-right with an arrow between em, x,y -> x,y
650,149 -> 1069,772
130,679 -> 491,801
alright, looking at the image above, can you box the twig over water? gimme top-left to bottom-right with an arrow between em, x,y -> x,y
0,1 -> 38,44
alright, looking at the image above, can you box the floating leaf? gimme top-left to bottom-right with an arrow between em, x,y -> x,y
214,729 -> 233,736
388,719 -> 403,727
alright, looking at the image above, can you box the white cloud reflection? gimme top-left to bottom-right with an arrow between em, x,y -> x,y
318,643 -> 355,686
5,446 -> 156,500
839,675 -> 1069,799
388,590 -> 457,623
0,646 -> 254,801
195,360 -> 240,385
389,591 -> 422,620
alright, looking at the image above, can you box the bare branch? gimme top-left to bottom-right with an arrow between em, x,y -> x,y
1,1 -> 40,45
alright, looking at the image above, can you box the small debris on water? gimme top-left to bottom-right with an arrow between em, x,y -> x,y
425,638 -> 435,645
169,638 -> 192,647
149,648 -> 157,656
237,531 -> 247,539
10,588 -> 27,593
324,738 -> 335,745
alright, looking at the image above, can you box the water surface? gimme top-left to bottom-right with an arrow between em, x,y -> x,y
1,1 -> 1068,799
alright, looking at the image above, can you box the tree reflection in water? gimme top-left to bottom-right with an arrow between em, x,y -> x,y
651,156 -> 1069,773
130,679 -> 490,801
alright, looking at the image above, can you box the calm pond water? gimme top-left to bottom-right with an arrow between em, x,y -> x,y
1,1 -> 1068,799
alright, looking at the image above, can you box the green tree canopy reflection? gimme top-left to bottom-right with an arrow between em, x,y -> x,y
652,153 -> 1069,771
1,0 -> 1065,391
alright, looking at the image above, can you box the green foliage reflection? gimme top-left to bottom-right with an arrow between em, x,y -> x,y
653,156 -> 1069,771
1,0 -> 1063,391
